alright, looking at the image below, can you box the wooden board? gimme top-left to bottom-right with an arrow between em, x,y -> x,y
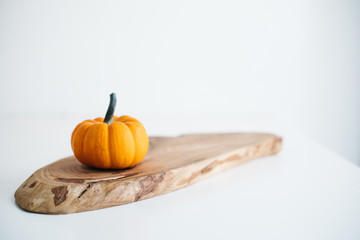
15,133 -> 282,214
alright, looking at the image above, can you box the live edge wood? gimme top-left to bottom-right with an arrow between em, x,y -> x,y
15,133 -> 282,214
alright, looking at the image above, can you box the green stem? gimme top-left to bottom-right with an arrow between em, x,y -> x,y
104,93 -> 117,124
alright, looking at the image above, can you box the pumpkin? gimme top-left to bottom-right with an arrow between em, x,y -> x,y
71,93 -> 149,169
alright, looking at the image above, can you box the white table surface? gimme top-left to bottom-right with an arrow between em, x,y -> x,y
1,114 -> 359,240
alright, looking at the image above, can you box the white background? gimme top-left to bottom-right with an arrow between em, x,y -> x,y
0,0 -> 359,166
1,1 -> 360,238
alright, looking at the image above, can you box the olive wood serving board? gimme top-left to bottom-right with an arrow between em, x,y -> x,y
15,133 -> 282,214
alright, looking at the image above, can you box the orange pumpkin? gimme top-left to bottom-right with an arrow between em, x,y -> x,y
71,93 -> 149,169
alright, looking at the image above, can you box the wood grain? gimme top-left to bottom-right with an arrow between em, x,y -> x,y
15,133 -> 282,214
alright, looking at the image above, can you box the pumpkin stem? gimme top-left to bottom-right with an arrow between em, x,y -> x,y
104,93 -> 117,124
